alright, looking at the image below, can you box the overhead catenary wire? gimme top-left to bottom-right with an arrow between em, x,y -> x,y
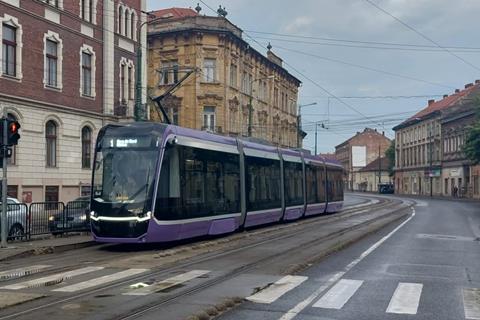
363,0 -> 480,72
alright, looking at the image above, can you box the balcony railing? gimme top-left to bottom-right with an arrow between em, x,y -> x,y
201,126 -> 223,134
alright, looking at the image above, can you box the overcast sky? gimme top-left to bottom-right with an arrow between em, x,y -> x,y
147,0 -> 480,154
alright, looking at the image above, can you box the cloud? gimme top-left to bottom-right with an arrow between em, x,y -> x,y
283,16 -> 314,34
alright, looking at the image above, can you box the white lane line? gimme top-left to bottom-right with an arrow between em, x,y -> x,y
53,268 -> 148,292
123,270 -> 210,296
247,275 -> 308,304
277,207 -> 416,320
0,265 -> 51,281
1,267 -> 104,290
463,288 -> 480,319
313,279 -> 363,309
386,282 -> 423,315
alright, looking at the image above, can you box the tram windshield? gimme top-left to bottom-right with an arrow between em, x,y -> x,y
93,135 -> 159,204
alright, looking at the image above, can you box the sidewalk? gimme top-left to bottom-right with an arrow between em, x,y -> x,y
0,234 -> 95,262
348,191 -> 480,204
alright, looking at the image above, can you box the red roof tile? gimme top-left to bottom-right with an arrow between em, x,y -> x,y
404,82 -> 480,123
150,8 -> 198,19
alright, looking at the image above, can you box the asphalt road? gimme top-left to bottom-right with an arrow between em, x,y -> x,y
218,197 -> 480,320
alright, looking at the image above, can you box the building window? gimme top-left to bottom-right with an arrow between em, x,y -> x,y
81,185 -> 91,197
80,0 -> 96,23
203,58 -> 216,82
82,126 -> 92,169
80,45 -> 95,98
2,24 -> 16,77
230,64 -> 237,88
45,39 -> 58,87
120,62 -> 126,101
124,8 -> 130,37
43,31 -> 63,89
167,107 -> 179,125
46,120 -> 57,167
118,6 -> 123,34
45,186 -> 59,203
203,106 -> 215,131
43,0 -> 61,8
159,61 -> 178,85
128,66 -> 133,100
131,11 -> 136,40
82,52 -> 92,96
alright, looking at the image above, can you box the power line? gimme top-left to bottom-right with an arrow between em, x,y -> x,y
363,0 -> 480,72
251,35 -> 480,53
244,29 -> 480,51
272,44 -> 455,90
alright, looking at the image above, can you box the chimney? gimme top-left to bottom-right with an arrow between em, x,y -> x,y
465,83 -> 473,89
475,79 -> 480,84
443,94 -> 448,98
428,99 -> 435,106
455,89 -> 460,93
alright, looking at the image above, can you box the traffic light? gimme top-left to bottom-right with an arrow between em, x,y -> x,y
6,119 -> 20,146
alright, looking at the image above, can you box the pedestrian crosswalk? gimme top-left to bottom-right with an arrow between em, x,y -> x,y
0,266 -> 478,319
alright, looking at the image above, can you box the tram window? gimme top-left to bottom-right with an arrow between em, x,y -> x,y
316,166 -> 326,203
155,145 -> 240,220
246,156 -> 281,211
284,161 -> 303,206
305,164 -> 318,204
326,168 -> 343,202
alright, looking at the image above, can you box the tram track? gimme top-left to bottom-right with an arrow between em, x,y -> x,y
0,195 -> 409,320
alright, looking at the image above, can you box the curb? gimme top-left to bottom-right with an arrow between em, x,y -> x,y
0,240 -> 97,262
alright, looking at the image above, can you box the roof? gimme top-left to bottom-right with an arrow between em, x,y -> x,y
394,81 -> 480,130
335,128 -> 389,149
319,153 -> 337,161
359,157 -> 390,172
149,8 -> 198,19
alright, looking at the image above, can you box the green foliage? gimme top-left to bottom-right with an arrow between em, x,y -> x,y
464,122 -> 480,164
385,139 -> 395,176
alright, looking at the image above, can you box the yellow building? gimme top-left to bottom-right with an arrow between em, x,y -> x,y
147,8 -> 302,147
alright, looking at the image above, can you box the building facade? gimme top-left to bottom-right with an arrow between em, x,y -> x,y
335,128 -> 391,191
393,81 -> 480,197
356,157 -> 391,192
0,0 -> 147,203
147,8 -> 302,148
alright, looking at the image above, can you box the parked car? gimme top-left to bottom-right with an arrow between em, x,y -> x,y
378,183 -> 395,194
49,196 -> 90,234
0,197 -> 28,240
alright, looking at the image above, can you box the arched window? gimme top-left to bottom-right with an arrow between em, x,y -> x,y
118,6 -> 123,34
131,11 -> 135,40
81,126 -> 92,168
124,8 -> 129,37
7,113 -> 17,165
46,120 -> 57,167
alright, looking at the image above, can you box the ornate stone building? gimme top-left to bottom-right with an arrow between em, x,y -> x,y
147,7 -> 301,148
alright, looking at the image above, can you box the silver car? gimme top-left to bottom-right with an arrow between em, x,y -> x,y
0,197 -> 28,240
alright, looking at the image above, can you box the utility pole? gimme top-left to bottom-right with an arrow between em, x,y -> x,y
378,144 -> 381,190
429,124 -> 433,197
1,110 -> 6,248
314,123 -> 318,155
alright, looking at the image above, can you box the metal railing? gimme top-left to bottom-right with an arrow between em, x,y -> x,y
2,200 -> 91,242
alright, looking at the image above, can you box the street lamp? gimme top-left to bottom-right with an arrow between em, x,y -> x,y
248,75 -> 275,137
135,12 -> 165,121
297,102 -> 317,148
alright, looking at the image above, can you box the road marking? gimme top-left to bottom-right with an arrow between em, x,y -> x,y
53,268 -> 148,292
0,265 -> 51,281
123,270 -> 210,296
247,275 -> 308,304
277,207 -> 416,320
1,267 -> 103,290
463,288 -> 480,319
386,282 -> 423,315
313,279 -> 363,309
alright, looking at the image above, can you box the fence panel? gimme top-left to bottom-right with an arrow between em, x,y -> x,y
28,202 -> 65,237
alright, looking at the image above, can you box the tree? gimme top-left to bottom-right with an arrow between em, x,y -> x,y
385,139 -> 395,176
464,122 -> 480,164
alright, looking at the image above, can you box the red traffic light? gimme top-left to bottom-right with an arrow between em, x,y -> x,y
6,120 -> 20,146
9,122 -> 18,133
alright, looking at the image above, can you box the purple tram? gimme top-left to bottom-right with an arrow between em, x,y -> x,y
89,122 -> 344,243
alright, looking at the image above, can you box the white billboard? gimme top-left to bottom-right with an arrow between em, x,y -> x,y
352,146 -> 366,167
